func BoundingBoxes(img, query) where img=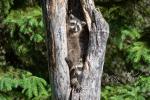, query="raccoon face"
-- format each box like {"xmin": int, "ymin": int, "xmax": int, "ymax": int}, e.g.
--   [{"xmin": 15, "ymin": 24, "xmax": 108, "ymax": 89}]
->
[{"xmin": 68, "ymin": 14, "xmax": 86, "ymax": 34}]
